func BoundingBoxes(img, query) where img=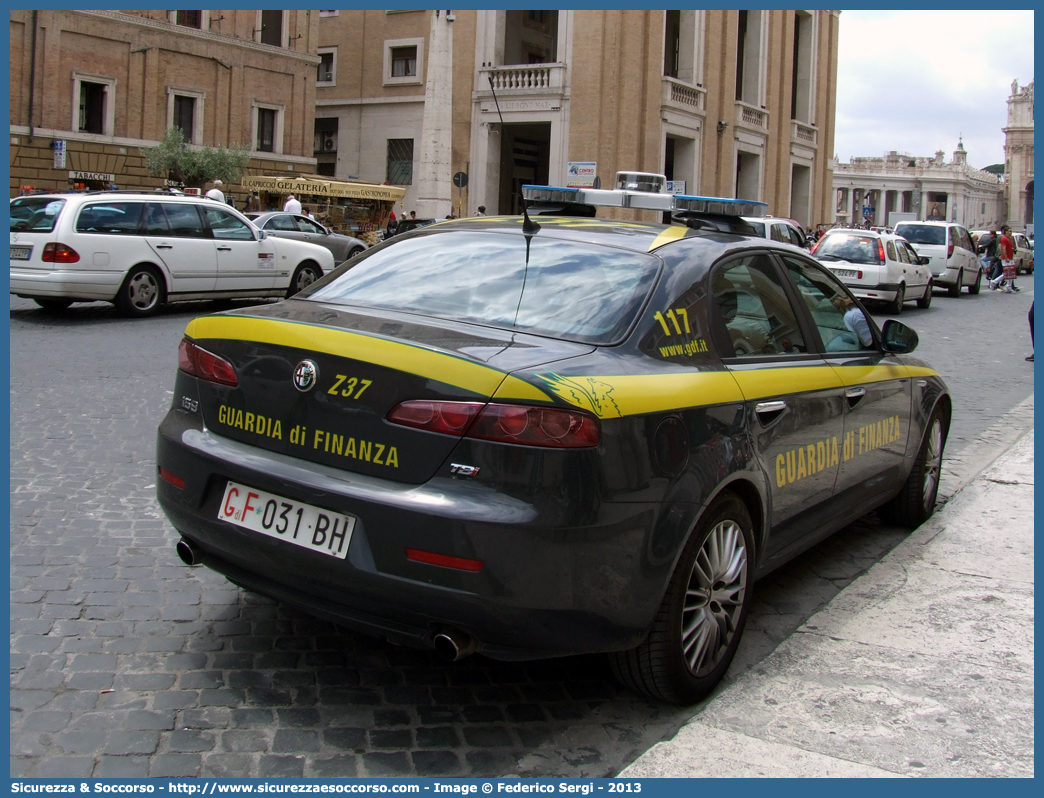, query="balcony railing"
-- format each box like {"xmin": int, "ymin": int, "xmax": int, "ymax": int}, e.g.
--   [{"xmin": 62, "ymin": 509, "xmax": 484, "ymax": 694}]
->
[
  {"xmin": 661, "ymin": 77, "xmax": 706, "ymax": 113},
  {"xmin": 735, "ymin": 102, "xmax": 767, "ymax": 130},
  {"xmin": 792, "ymin": 121, "xmax": 818, "ymax": 146},
  {"xmin": 479, "ymin": 64, "xmax": 566, "ymax": 93}
]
